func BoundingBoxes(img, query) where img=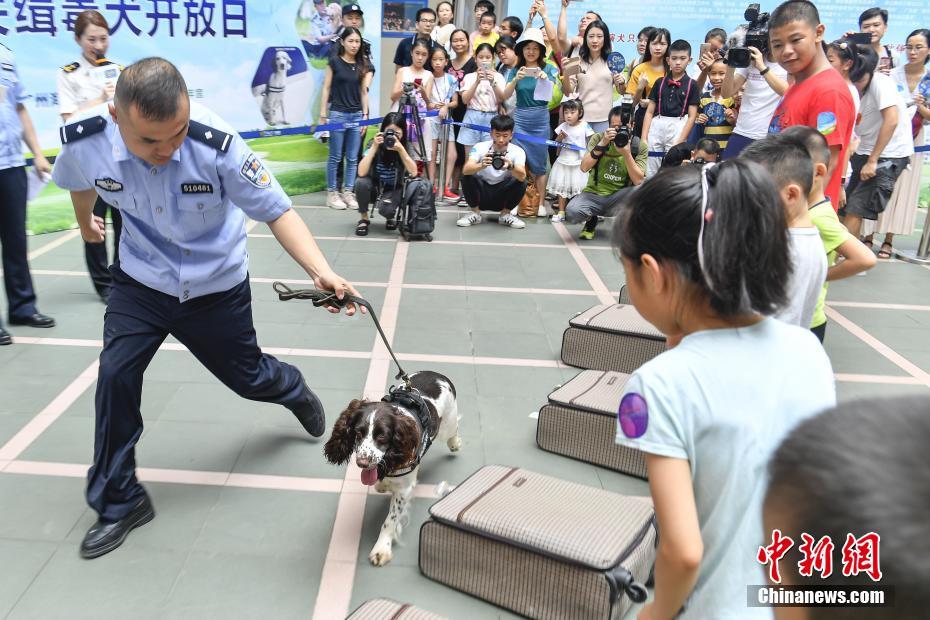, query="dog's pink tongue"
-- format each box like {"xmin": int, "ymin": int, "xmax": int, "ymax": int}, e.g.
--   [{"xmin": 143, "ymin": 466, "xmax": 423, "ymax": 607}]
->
[{"xmin": 360, "ymin": 467, "xmax": 378, "ymax": 486}]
